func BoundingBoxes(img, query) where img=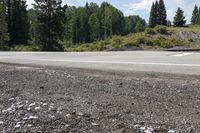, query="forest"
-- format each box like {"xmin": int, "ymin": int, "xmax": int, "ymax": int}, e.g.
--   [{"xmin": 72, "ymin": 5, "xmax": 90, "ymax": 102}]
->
[{"xmin": 0, "ymin": 0, "xmax": 200, "ymax": 51}]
